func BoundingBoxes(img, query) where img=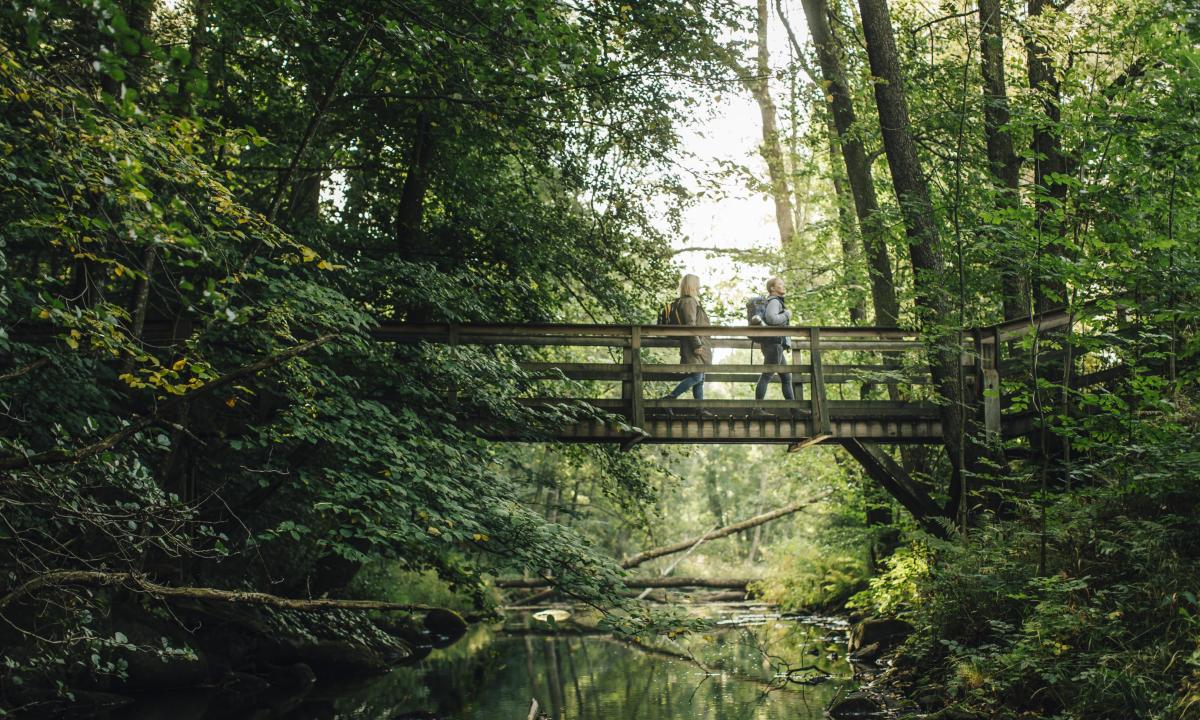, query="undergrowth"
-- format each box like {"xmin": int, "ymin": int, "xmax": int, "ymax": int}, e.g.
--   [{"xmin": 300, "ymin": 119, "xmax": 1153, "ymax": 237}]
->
[{"xmin": 853, "ymin": 403, "xmax": 1200, "ymax": 719}]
